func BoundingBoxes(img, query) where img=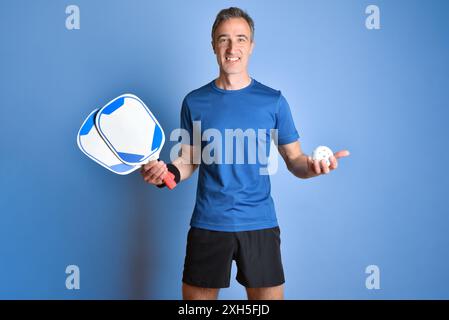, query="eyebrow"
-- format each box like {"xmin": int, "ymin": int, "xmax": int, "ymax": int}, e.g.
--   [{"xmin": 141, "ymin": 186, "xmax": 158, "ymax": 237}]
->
[{"xmin": 217, "ymin": 34, "xmax": 249, "ymax": 40}]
